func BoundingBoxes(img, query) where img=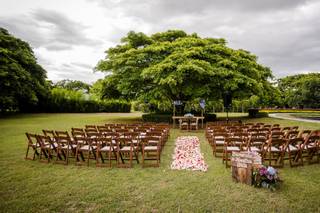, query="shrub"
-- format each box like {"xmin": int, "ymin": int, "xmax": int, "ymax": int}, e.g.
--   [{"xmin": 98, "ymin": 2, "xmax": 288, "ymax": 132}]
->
[
  {"xmin": 142, "ymin": 113, "xmax": 172, "ymax": 123},
  {"xmin": 100, "ymin": 100, "xmax": 131, "ymax": 112},
  {"xmin": 248, "ymin": 108, "xmax": 259, "ymax": 118},
  {"xmin": 42, "ymin": 96, "xmax": 131, "ymax": 113},
  {"xmin": 204, "ymin": 113, "xmax": 217, "ymax": 122}
]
